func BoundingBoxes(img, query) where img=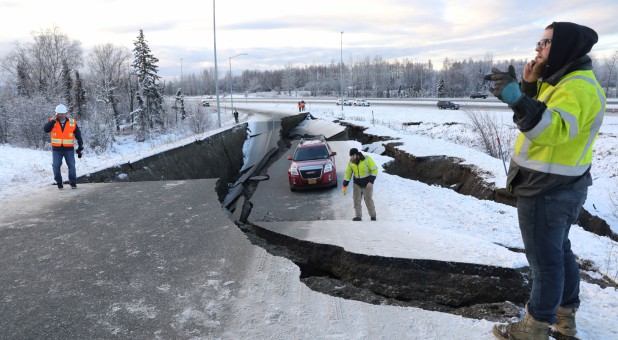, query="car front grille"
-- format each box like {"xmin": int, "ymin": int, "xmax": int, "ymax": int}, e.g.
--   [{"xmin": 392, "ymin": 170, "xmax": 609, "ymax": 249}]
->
[{"xmin": 300, "ymin": 166, "xmax": 323, "ymax": 179}]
